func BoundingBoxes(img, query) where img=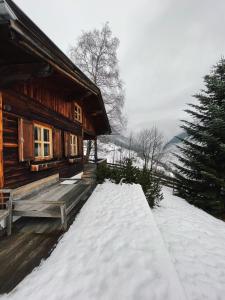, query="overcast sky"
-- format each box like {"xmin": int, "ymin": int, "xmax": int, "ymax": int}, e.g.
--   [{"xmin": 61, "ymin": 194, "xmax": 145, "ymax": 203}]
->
[{"xmin": 14, "ymin": 0, "xmax": 225, "ymax": 140}]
